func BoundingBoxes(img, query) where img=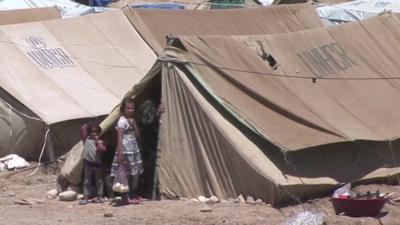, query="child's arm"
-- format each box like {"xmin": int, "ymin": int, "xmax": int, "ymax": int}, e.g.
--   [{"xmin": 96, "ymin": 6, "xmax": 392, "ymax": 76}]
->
[{"xmin": 95, "ymin": 136, "xmax": 106, "ymax": 153}]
